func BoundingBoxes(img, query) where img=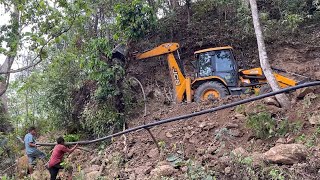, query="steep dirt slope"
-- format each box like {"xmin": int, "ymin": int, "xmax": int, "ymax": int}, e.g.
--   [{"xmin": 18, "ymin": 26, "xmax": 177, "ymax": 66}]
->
[{"xmin": 40, "ymin": 87, "xmax": 319, "ymax": 180}]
